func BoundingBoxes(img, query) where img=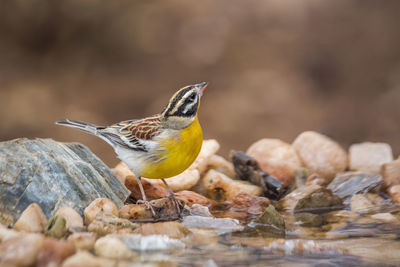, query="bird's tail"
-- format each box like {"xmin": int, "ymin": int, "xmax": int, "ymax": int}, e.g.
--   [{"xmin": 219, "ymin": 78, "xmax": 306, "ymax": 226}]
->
[{"xmin": 55, "ymin": 119, "xmax": 104, "ymax": 136}]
